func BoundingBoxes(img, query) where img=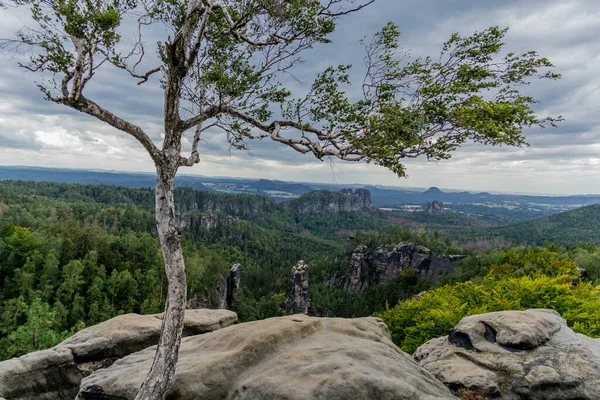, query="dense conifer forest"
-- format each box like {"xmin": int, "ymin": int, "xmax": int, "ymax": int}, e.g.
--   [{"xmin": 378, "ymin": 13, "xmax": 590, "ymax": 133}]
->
[{"xmin": 2, "ymin": 180, "xmax": 600, "ymax": 360}]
